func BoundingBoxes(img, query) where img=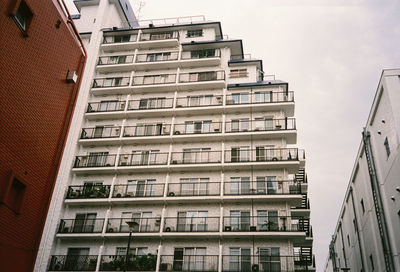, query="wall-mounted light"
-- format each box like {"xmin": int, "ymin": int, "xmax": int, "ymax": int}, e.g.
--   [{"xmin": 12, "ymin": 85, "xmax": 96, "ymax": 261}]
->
[
  {"xmin": 66, "ymin": 70, "xmax": 78, "ymax": 83},
  {"xmin": 390, "ymin": 196, "xmax": 395, "ymax": 201},
  {"xmin": 377, "ymin": 131, "xmax": 381, "ymax": 135},
  {"xmin": 395, "ymin": 187, "xmax": 400, "ymax": 192}
]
